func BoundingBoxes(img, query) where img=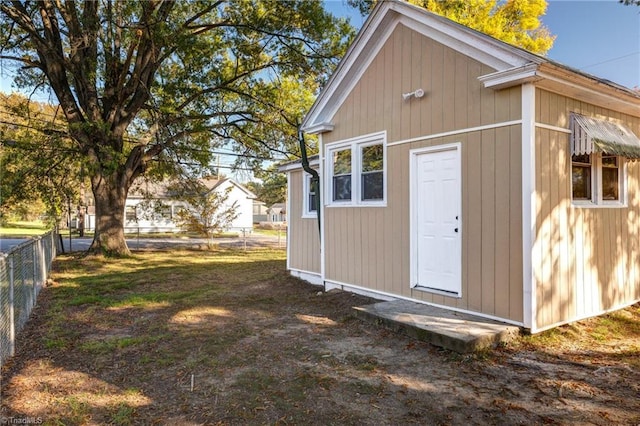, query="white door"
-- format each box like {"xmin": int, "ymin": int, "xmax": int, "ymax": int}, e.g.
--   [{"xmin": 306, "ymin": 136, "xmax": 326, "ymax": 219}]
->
[{"xmin": 411, "ymin": 145, "xmax": 461, "ymax": 296}]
